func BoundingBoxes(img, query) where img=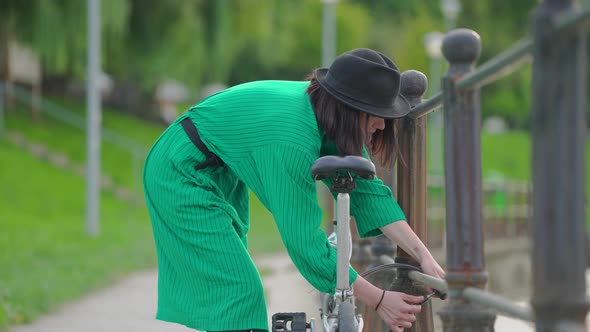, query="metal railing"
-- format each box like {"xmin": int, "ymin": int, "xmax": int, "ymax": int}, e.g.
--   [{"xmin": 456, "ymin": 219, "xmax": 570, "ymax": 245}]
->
[
  {"xmin": 0, "ymin": 81, "xmax": 148, "ymax": 200},
  {"xmin": 358, "ymin": 1, "xmax": 590, "ymax": 331}
]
